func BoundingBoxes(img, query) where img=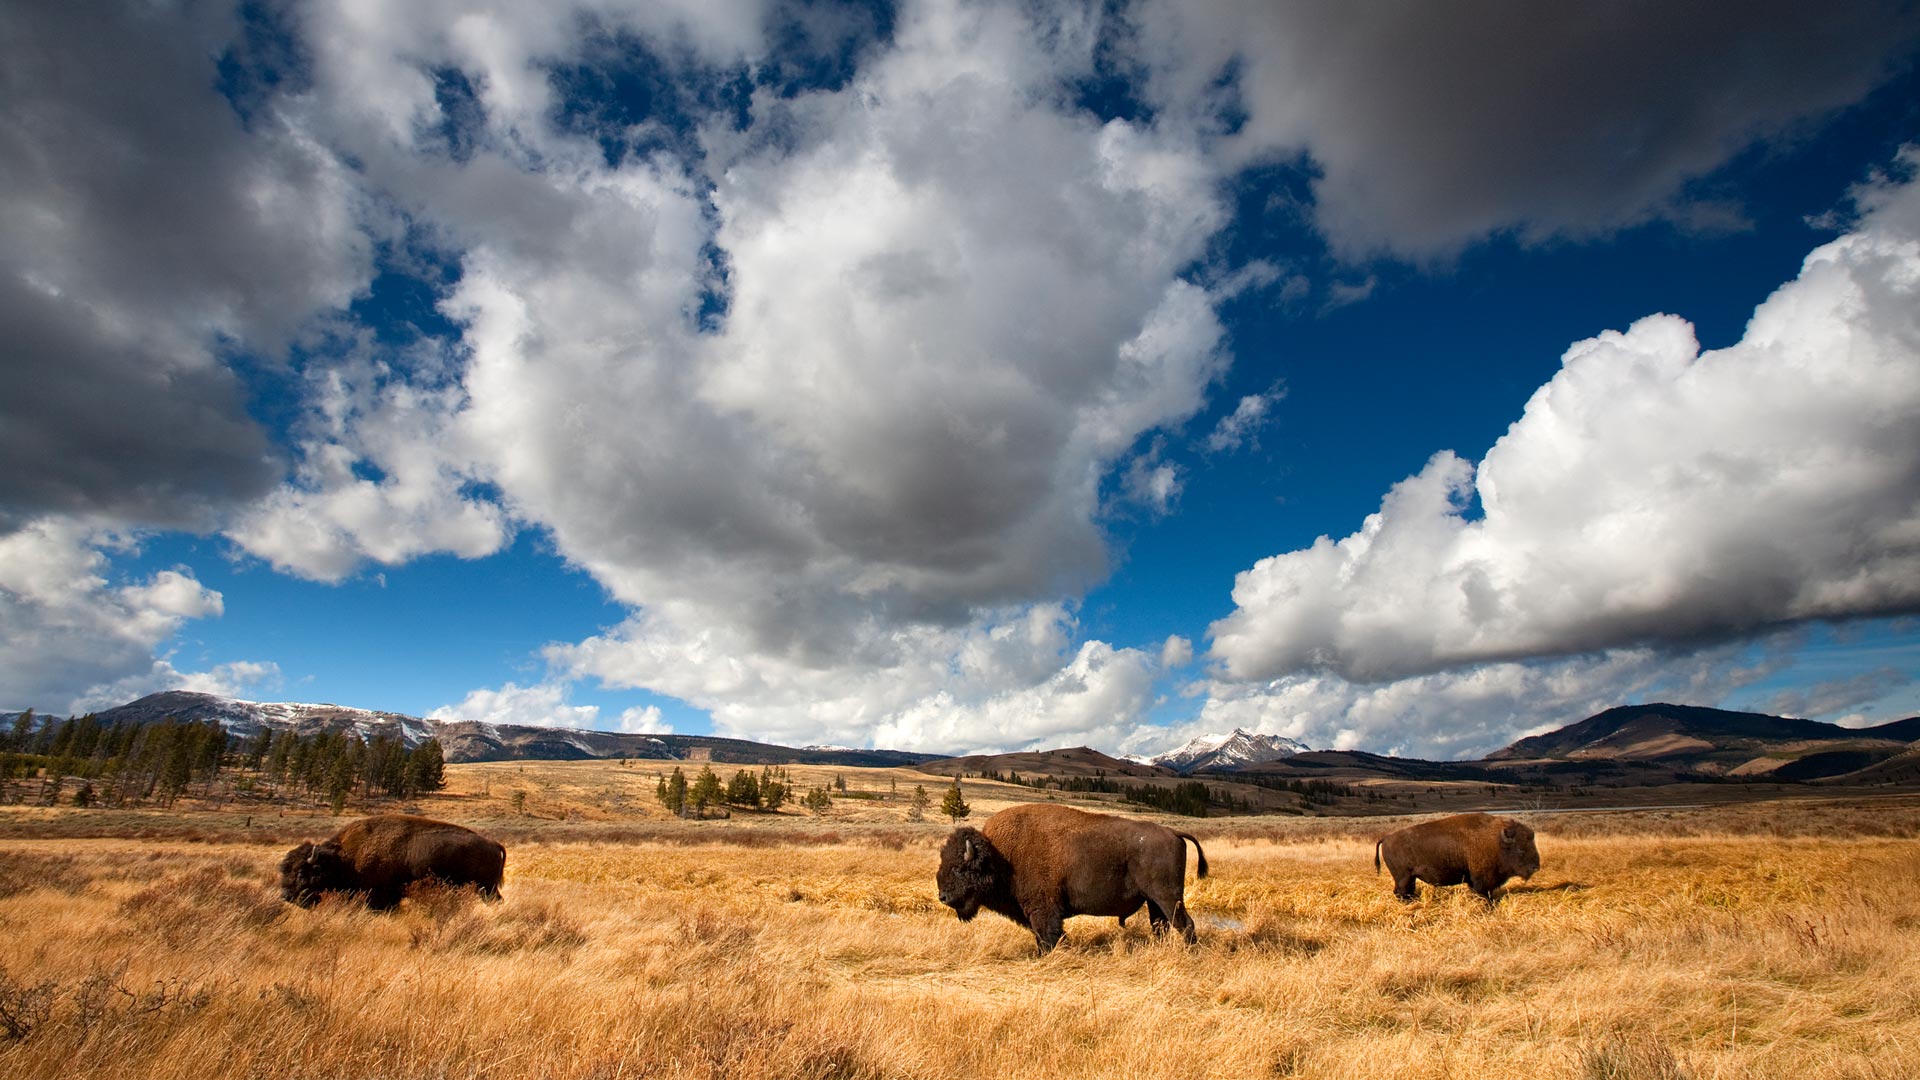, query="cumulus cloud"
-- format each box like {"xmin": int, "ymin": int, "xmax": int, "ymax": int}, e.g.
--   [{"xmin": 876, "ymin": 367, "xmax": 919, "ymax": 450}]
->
[
  {"xmin": 225, "ymin": 342, "xmax": 509, "ymax": 580},
  {"xmin": 0, "ymin": 1, "xmax": 371, "ymax": 532},
  {"xmin": 0, "ymin": 519, "xmax": 236, "ymax": 713},
  {"xmin": 1181, "ymin": 642, "xmax": 1790, "ymax": 761},
  {"xmin": 1127, "ymin": 0, "xmax": 1920, "ymax": 257},
  {"xmin": 72, "ymin": 660, "xmax": 286, "ymax": 716},
  {"xmin": 553, "ymin": 603, "xmax": 1158, "ymax": 753},
  {"xmin": 18, "ymin": 1, "xmax": 1914, "ymax": 753},
  {"xmin": 429, "ymin": 681, "xmax": 602, "ymax": 729},
  {"xmin": 615, "ymin": 705, "xmax": 669, "ymax": 734},
  {"xmin": 359, "ymin": 0, "xmax": 1232, "ymax": 730},
  {"xmin": 1210, "ymin": 153, "xmax": 1920, "ymax": 685},
  {"xmin": 1160, "ymin": 635, "xmax": 1194, "ymax": 669}
]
